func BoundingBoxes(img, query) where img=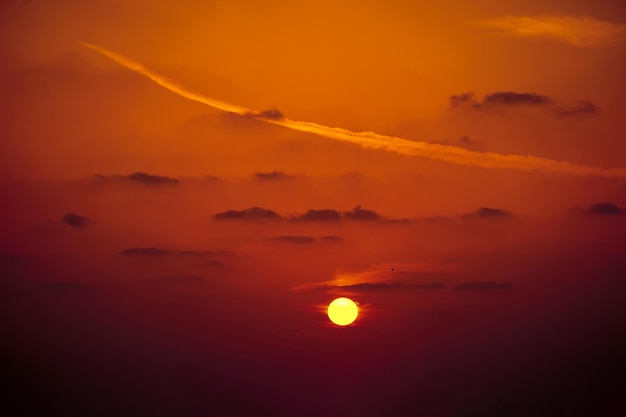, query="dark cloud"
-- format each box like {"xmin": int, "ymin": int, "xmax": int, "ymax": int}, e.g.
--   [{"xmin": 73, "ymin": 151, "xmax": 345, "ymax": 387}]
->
[
  {"xmin": 60, "ymin": 213, "xmax": 90, "ymax": 228},
  {"xmin": 94, "ymin": 172, "xmax": 180, "ymax": 186},
  {"xmin": 588, "ymin": 202, "xmax": 623, "ymax": 216},
  {"xmin": 319, "ymin": 235, "xmax": 343, "ymax": 242},
  {"xmin": 161, "ymin": 274, "xmax": 206, "ymax": 283},
  {"xmin": 454, "ymin": 281, "xmax": 514, "ymax": 291},
  {"xmin": 199, "ymin": 260, "xmax": 225, "ymax": 268},
  {"xmin": 271, "ymin": 235, "xmax": 316, "ymax": 244},
  {"xmin": 254, "ymin": 107, "xmax": 285, "ymax": 120},
  {"xmin": 270, "ymin": 235, "xmax": 344, "ymax": 244},
  {"xmin": 449, "ymin": 90, "xmax": 559, "ymax": 110},
  {"xmin": 557, "ymin": 100, "xmax": 598, "ymax": 116},
  {"xmin": 483, "ymin": 91, "xmax": 551, "ymax": 106},
  {"xmin": 449, "ymin": 92, "xmax": 478, "ymax": 107},
  {"xmin": 462, "ymin": 207, "xmax": 513, "ymax": 219},
  {"xmin": 214, "ymin": 207, "xmax": 283, "ymax": 220},
  {"xmin": 240, "ymin": 107, "xmax": 285, "ymax": 120},
  {"xmin": 120, "ymin": 247, "xmax": 170, "ymax": 257},
  {"xmin": 291, "ymin": 209, "xmax": 342, "ymax": 222},
  {"xmin": 254, "ymin": 170, "xmax": 292, "ymax": 180},
  {"xmin": 175, "ymin": 250, "xmax": 215, "ymax": 257},
  {"xmin": 450, "ymin": 91, "xmax": 599, "ymax": 119},
  {"xmin": 214, "ymin": 206, "xmax": 398, "ymax": 222},
  {"xmin": 343, "ymin": 205, "xmax": 382, "ymax": 221}
]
